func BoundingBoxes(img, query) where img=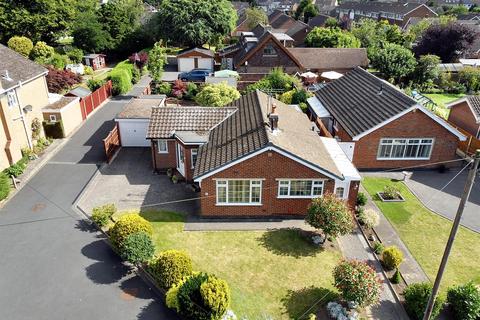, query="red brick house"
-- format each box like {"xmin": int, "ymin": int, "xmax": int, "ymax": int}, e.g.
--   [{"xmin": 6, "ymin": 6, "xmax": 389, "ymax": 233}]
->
[
  {"xmin": 447, "ymin": 96, "xmax": 480, "ymax": 138},
  {"xmin": 147, "ymin": 90, "xmax": 361, "ymax": 217},
  {"xmin": 309, "ymin": 67, "xmax": 466, "ymax": 170}
]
